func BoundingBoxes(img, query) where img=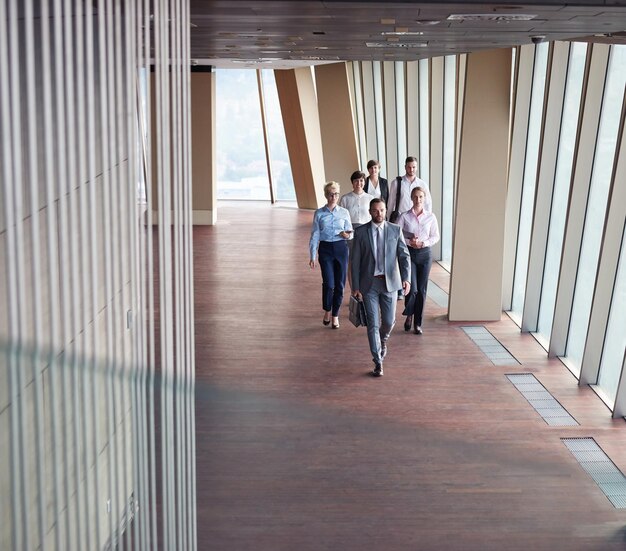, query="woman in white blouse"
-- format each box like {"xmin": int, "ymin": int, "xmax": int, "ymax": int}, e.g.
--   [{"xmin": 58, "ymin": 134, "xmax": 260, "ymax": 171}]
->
[{"xmin": 397, "ymin": 187, "xmax": 440, "ymax": 334}]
